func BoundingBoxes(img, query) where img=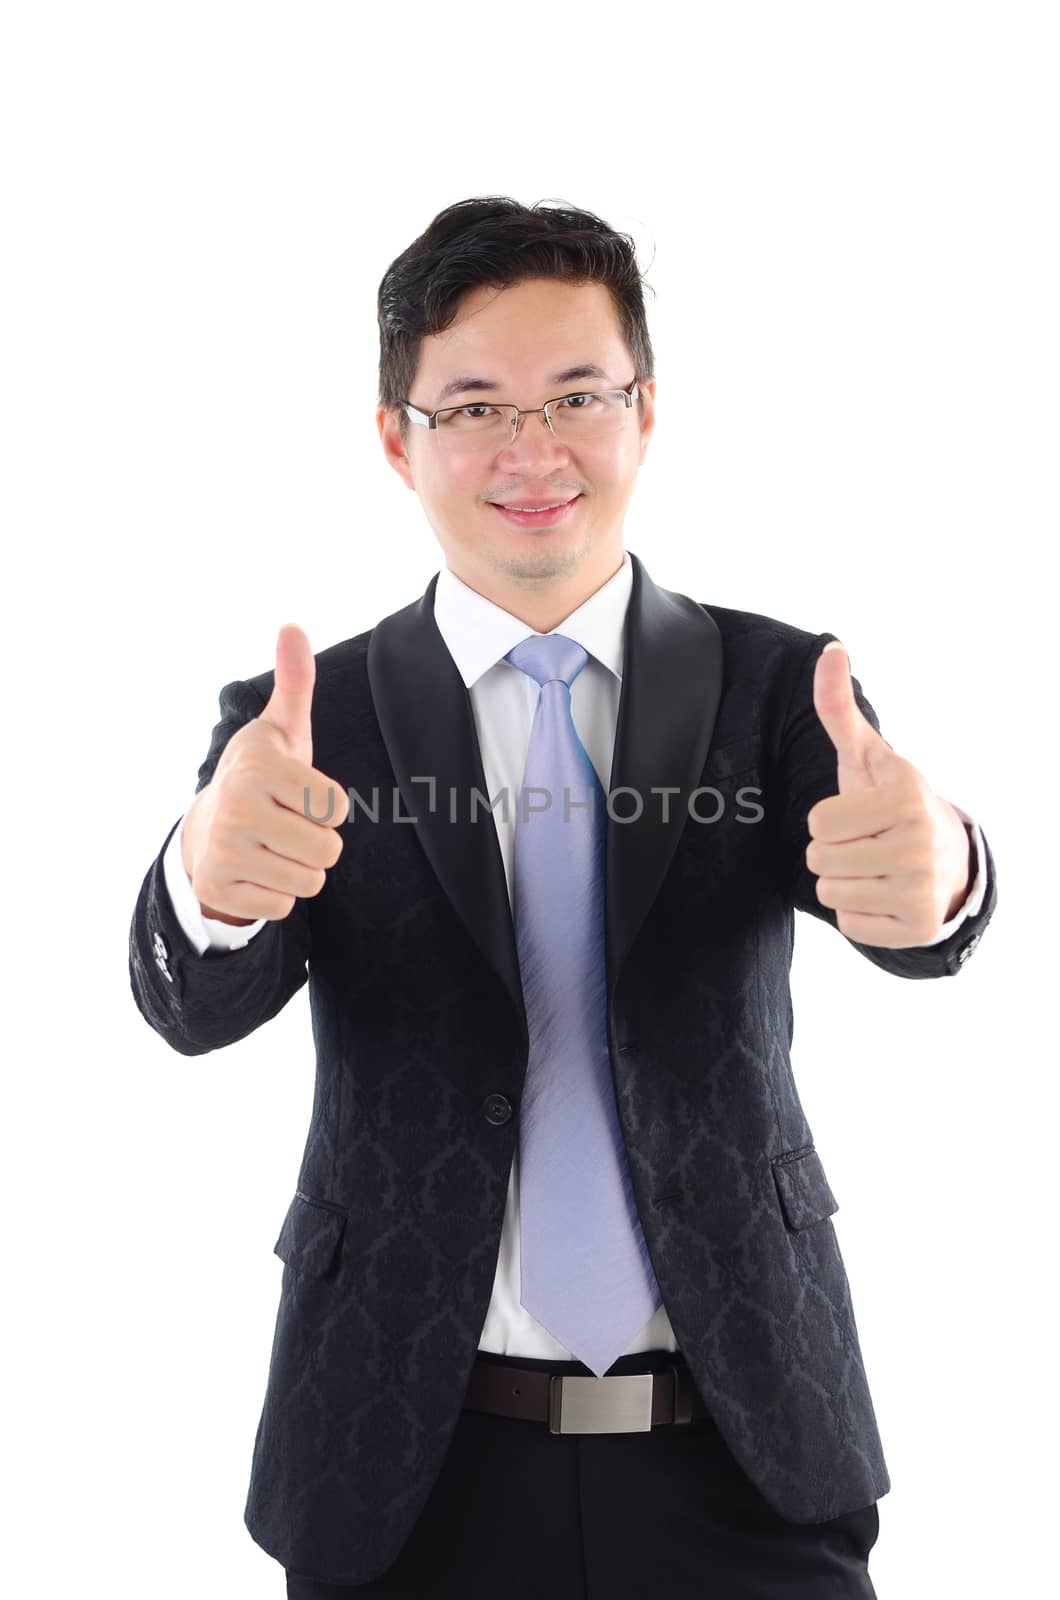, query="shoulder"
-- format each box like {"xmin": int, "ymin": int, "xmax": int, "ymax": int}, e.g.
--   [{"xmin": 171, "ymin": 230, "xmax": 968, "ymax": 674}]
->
[
  {"xmin": 244, "ymin": 627, "xmax": 375, "ymax": 707},
  {"xmin": 676, "ymin": 598, "xmax": 837, "ymax": 747},
  {"xmin": 695, "ymin": 597, "xmax": 833, "ymax": 686},
  {"xmin": 695, "ymin": 598, "xmax": 822, "ymax": 656}
]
